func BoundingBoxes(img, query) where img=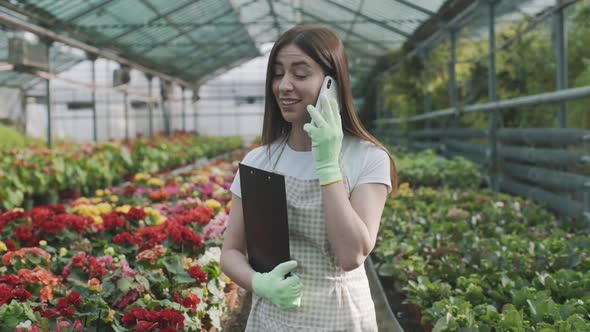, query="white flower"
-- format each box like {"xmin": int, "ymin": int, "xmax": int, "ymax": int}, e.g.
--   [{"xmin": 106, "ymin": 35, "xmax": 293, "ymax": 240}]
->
[
  {"xmin": 494, "ymin": 201, "xmax": 504, "ymax": 208},
  {"xmin": 16, "ymin": 320, "xmax": 32, "ymax": 329},
  {"xmin": 198, "ymin": 247, "xmax": 221, "ymax": 266},
  {"xmin": 207, "ymin": 280, "xmax": 224, "ymax": 299},
  {"xmin": 513, "ymin": 201, "xmax": 521, "ymax": 212},
  {"xmin": 207, "ymin": 307, "xmax": 222, "ymax": 330}
]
